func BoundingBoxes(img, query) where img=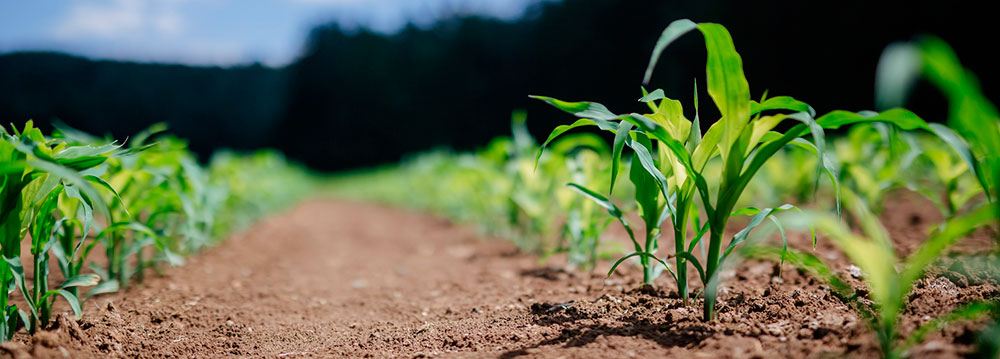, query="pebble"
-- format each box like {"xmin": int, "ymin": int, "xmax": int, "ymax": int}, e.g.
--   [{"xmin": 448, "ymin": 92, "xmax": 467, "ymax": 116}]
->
[{"xmin": 846, "ymin": 265, "xmax": 863, "ymax": 278}]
